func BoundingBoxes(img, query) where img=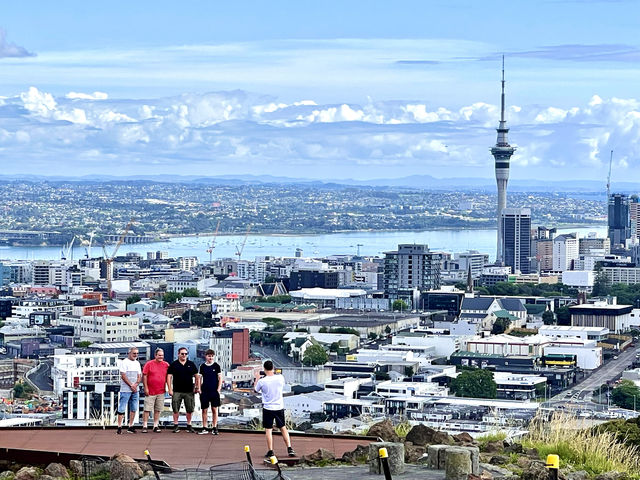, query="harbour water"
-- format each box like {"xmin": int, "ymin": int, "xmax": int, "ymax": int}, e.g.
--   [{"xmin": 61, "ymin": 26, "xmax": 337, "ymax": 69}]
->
[{"xmin": 0, "ymin": 226, "xmax": 607, "ymax": 262}]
